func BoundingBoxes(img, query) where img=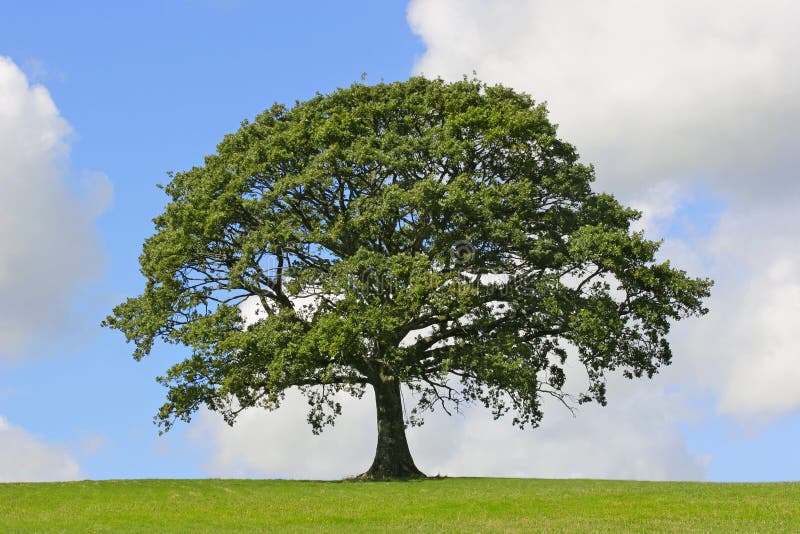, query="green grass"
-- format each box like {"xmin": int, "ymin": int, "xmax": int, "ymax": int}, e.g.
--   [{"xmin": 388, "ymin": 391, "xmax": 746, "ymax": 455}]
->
[{"xmin": 2, "ymin": 478, "xmax": 799, "ymax": 533}]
